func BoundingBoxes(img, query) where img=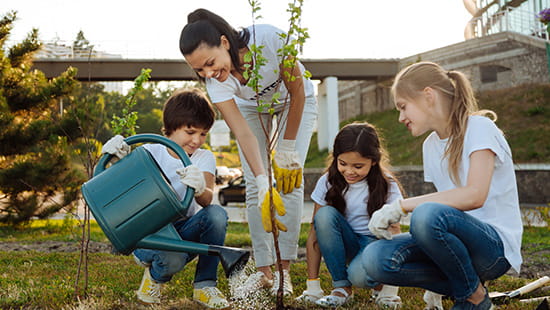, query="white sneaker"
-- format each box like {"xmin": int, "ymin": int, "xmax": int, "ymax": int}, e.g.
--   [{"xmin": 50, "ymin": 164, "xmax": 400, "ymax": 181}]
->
[
  {"xmin": 271, "ymin": 270, "xmax": 293, "ymax": 296},
  {"xmin": 375, "ymin": 294, "xmax": 402, "ymax": 309},
  {"xmin": 423, "ymin": 290, "xmax": 444, "ymax": 310},
  {"xmin": 193, "ymin": 286, "xmax": 230, "ymax": 309},
  {"xmin": 375, "ymin": 285, "xmax": 402, "ymax": 309},
  {"xmin": 315, "ymin": 288, "xmax": 353, "ymax": 308},
  {"xmin": 136, "ymin": 267, "xmax": 162, "ymax": 304},
  {"xmin": 234, "ymin": 271, "xmax": 273, "ymax": 298},
  {"xmin": 295, "ymin": 289, "xmax": 325, "ymax": 303}
]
